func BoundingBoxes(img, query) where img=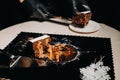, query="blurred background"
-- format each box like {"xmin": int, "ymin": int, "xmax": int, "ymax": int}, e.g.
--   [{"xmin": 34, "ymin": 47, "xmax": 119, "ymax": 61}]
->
[{"xmin": 0, "ymin": 0, "xmax": 120, "ymax": 31}]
